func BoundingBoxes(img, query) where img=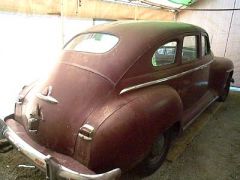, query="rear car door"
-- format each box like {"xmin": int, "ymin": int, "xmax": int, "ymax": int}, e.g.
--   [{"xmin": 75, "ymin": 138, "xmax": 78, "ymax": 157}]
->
[{"xmin": 179, "ymin": 34, "xmax": 211, "ymax": 124}]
